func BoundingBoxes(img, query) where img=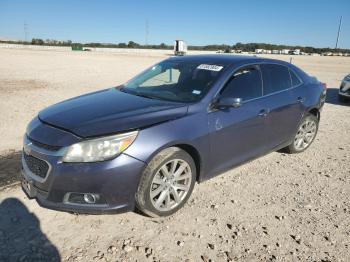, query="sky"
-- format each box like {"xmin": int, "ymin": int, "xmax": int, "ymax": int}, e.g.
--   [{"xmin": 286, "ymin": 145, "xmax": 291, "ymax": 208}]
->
[{"xmin": 0, "ymin": 0, "xmax": 349, "ymax": 48}]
